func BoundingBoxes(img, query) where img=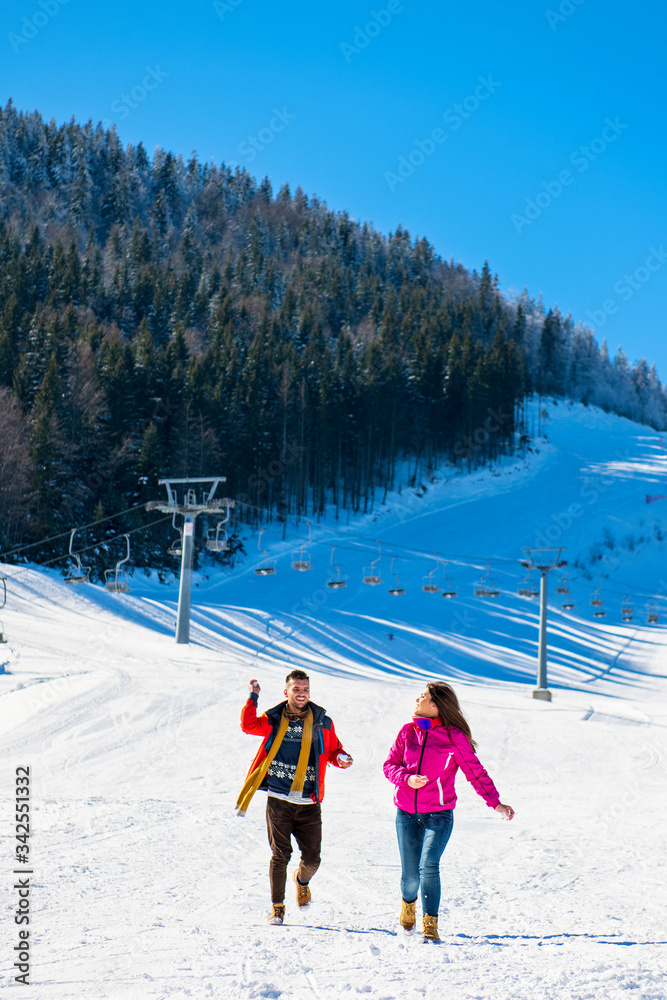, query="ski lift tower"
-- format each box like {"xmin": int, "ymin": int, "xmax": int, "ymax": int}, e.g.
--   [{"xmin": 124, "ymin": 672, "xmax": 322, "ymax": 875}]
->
[
  {"xmin": 522, "ymin": 547, "xmax": 567, "ymax": 701},
  {"xmin": 146, "ymin": 478, "xmax": 232, "ymax": 644}
]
